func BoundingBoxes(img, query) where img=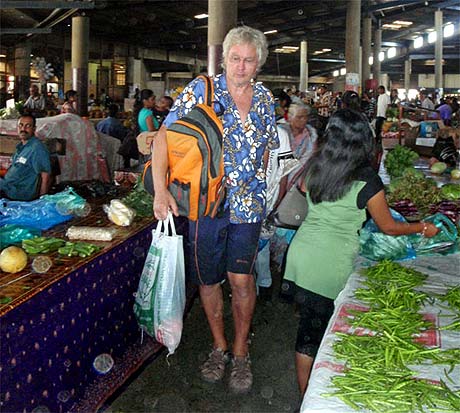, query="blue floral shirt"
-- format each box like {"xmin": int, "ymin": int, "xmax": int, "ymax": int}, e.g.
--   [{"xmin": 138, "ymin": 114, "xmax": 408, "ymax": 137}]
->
[{"xmin": 164, "ymin": 74, "xmax": 279, "ymax": 223}]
